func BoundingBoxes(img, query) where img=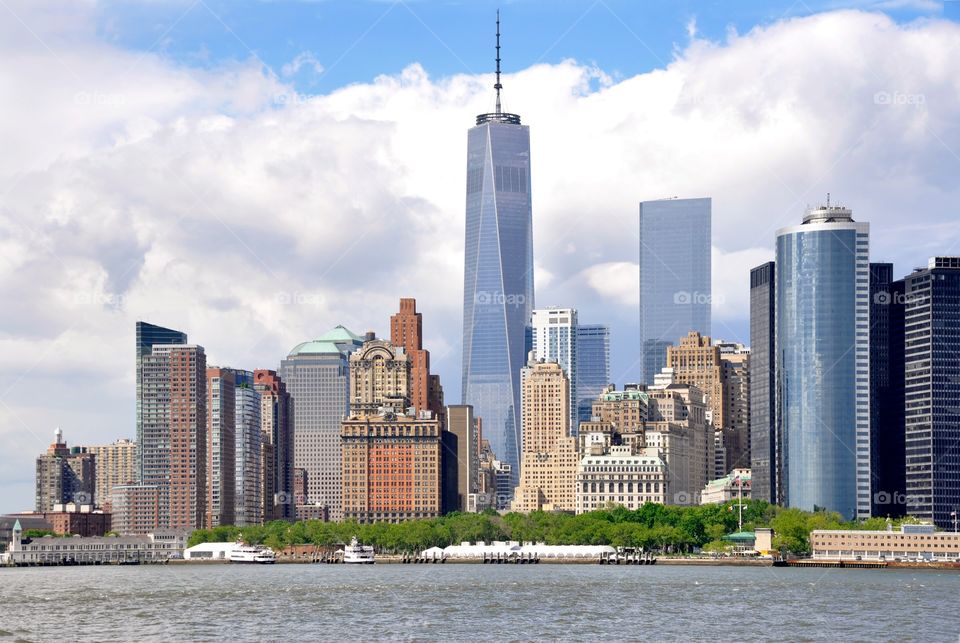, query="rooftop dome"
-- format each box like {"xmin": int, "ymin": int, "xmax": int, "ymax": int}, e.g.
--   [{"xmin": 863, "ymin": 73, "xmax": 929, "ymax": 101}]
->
[
  {"xmin": 318, "ymin": 325, "xmax": 362, "ymax": 343},
  {"xmin": 287, "ymin": 325, "xmax": 362, "ymax": 357}
]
